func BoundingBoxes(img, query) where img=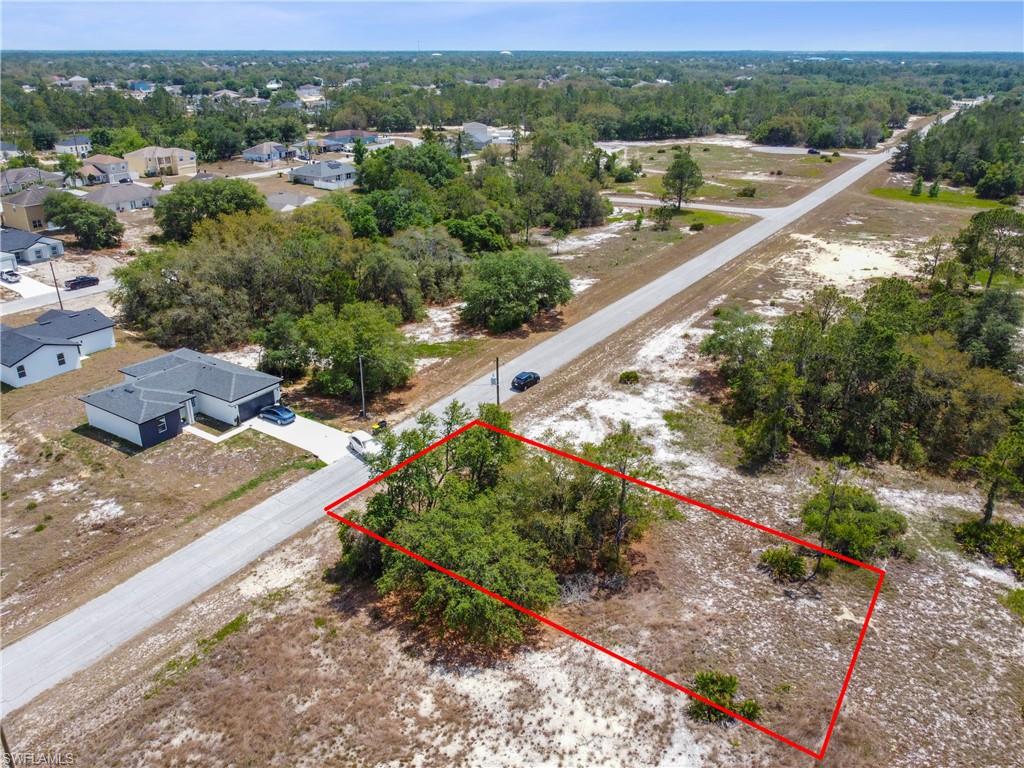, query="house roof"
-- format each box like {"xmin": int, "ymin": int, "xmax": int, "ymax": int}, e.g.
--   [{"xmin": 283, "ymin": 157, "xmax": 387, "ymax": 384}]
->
[
  {"xmin": 190, "ymin": 171, "xmax": 218, "ymax": 182},
  {"xmin": 1, "ymin": 167, "xmax": 63, "ymax": 186},
  {"xmin": 0, "ymin": 325, "xmax": 80, "ymax": 367},
  {"xmin": 79, "ymin": 164, "xmax": 103, "ymax": 179},
  {"xmin": 80, "ymin": 383, "xmax": 191, "ymax": 424},
  {"xmin": 325, "ymin": 129, "xmax": 376, "ymax": 140},
  {"xmin": 244, "ymin": 141, "xmax": 285, "ymax": 155},
  {"xmin": 85, "ymin": 154, "xmax": 124, "ymax": 165},
  {"xmin": 3, "ymin": 186, "xmax": 63, "ymax": 207},
  {"xmin": 121, "ymin": 349, "xmax": 280, "ymax": 402},
  {"xmin": 124, "ymin": 146, "xmax": 194, "ymax": 160},
  {"xmin": 56, "ymin": 135, "xmax": 91, "ymax": 146},
  {"xmin": 289, "ymin": 161, "xmax": 355, "ymax": 180},
  {"xmin": 35, "ymin": 308, "xmax": 114, "ymax": 337},
  {"xmin": 84, "ymin": 183, "xmax": 161, "ymax": 205},
  {"xmin": 0, "ymin": 142, "xmax": 19, "ymax": 152},
  {"xmin": 0, "ymin": 227, "xmax": 59, "ymax": 253},
  {"xmin": 266, "ymin": 191, "xmax": 316, "ymax": 212}
]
